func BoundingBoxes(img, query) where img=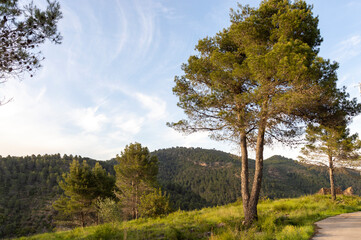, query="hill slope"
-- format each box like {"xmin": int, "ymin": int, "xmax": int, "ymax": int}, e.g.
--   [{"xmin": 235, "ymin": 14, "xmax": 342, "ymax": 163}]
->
[
  {"xmin": 1, "ymin": 147, "xmax": 361, "ymax": 238},
  {"xmin": 0, "ymin": 154, "xmax": 114, "ymax": 238},
  {"xmin": 16, "ymin": 195, "xmax": 361, "ymax": 240},
  {"xmin": 154, "ymin": 147, "xmax": 361, "ymax": 209}
]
